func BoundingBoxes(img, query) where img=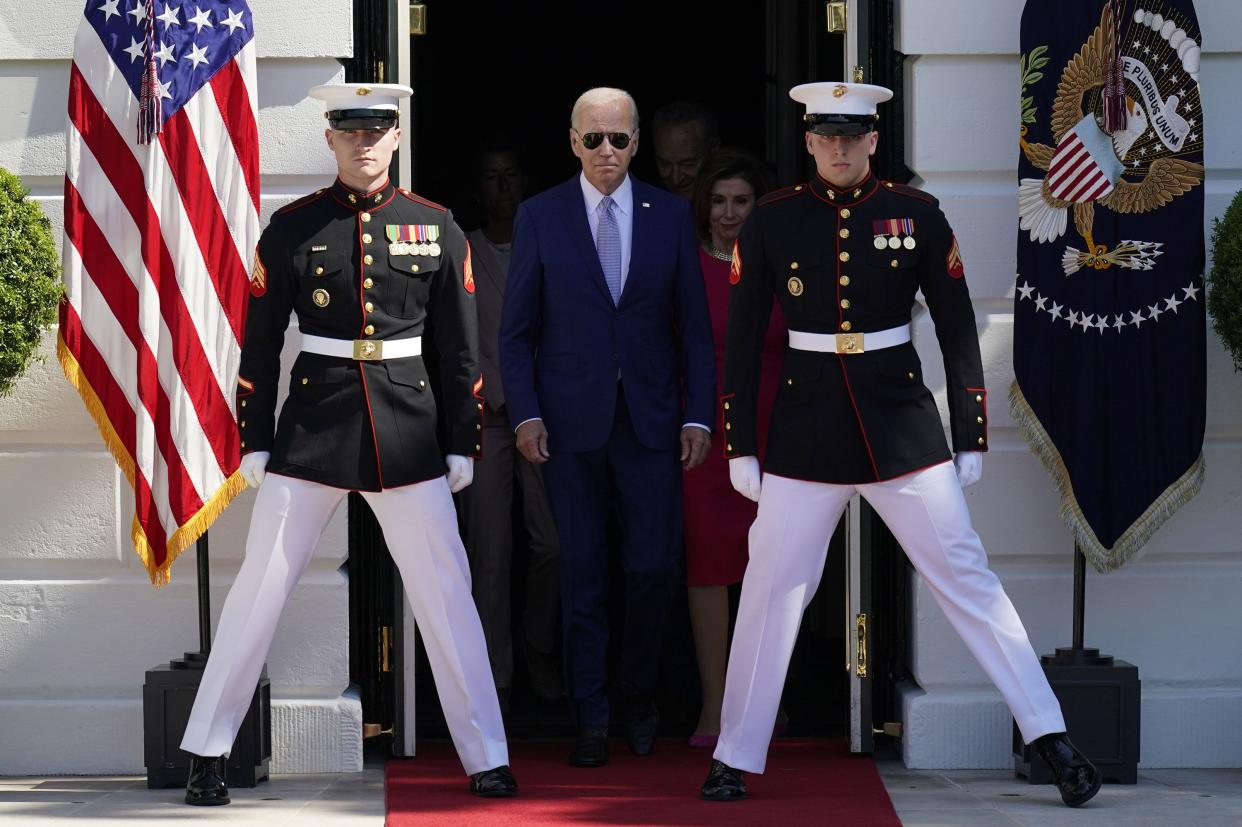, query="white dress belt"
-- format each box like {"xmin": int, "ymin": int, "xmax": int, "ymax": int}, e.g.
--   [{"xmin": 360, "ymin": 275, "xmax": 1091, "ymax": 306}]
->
[
  {"xmin": 300, "ymin": 333, "xmax": 422, "ymax": 361},
  {"xmin": 787, "ymin": 324, "xmax": 910, "ymax": 355}
]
